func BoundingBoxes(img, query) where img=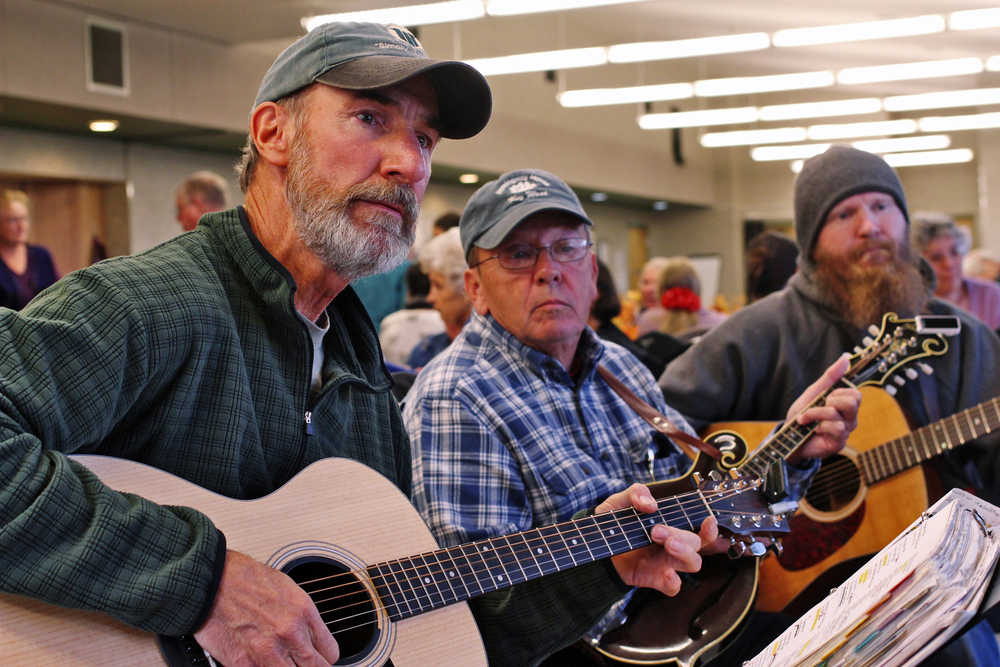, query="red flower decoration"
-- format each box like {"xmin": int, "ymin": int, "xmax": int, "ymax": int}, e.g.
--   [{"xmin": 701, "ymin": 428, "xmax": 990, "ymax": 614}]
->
[{"xmin": 661, "ymin": 287, "xmax": 700, "ymax": 312}]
